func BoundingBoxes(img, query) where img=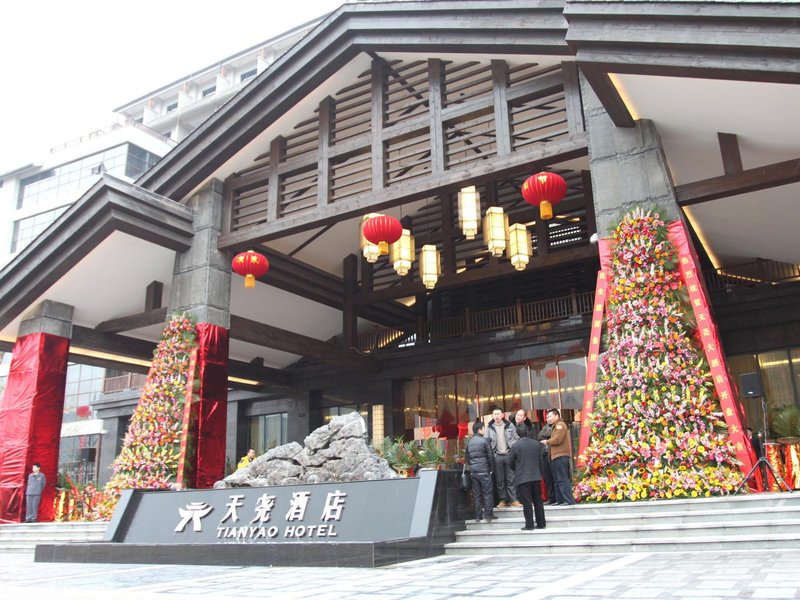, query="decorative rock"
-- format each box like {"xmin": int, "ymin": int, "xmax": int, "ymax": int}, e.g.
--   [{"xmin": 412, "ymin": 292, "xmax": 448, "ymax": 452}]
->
[{"xmin": 216, "ymin": 413, "xmax": 397, "ymax": 488}]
